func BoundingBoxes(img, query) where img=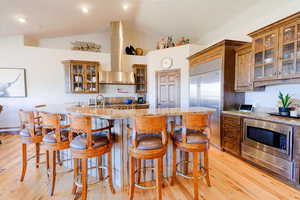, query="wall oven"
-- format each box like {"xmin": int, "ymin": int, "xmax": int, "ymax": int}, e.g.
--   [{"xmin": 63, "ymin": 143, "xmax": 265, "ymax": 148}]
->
[{"xmin": 242, "ymin": 118, "xmax": 294, "ymax": 180}]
